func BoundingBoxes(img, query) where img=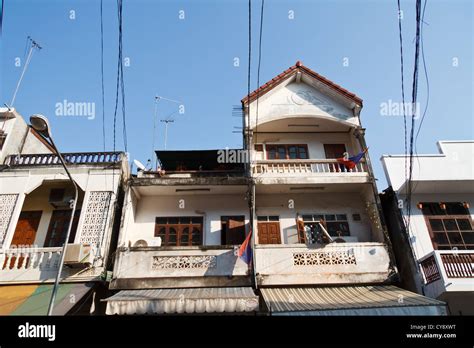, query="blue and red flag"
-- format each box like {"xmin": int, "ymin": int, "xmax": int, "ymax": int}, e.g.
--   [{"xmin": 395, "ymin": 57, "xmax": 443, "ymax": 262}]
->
[
  {"xmin": 238, "ymin": 230, "xmax": 253, "ymax": 265},
  {"xmin": 337, "ymin": 148, "xmax": 368, "ymax": 170}
]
